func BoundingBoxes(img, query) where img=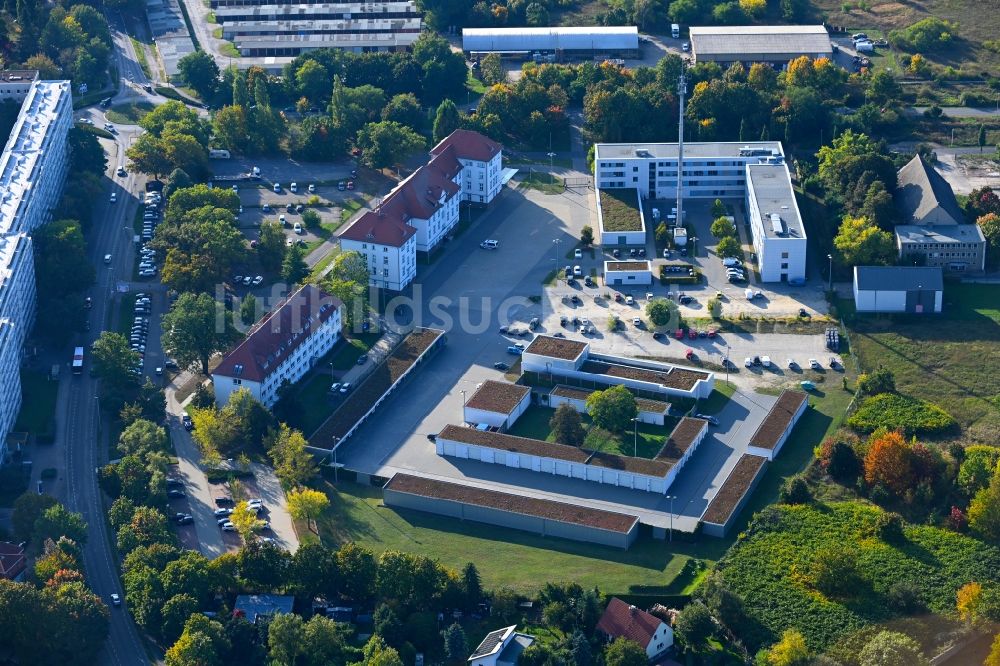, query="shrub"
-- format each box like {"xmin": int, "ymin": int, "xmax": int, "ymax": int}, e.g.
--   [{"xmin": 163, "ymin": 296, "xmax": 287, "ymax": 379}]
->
[
  {"xmin": 887, "ymin": 580, "xmax": 924, "ymax": 613},
  {"xmin": 818, "ymin": 437, "xmax": 861, "ymax": 482},
  {"xmin": 806, "ymin": 545, "xmax": 862, "ymax": 599},
  {"xmin": 848, "ymin": 393, "xmax": 956, "ymax": 435},
  {"xmin": 958, "ymin": 446, "xmax": 1000, "ymax": 495},
  {"xmin": 874, "ymin": 511, "xmax": 905, "ymax": 543},
  {"xmin": 779, "ymin": 476, "xmax": 811, "ymax": 505},
  {"xmin": 859, "ymin": 630, "xmax": 928, "ymax": 666},
  {"xmin": 856, "ymin": 367, "xmax": 895, "ymax": 397},
  {"xmin": 889, "ymin": 17, "xmax": 955, "ymax": 52}
]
